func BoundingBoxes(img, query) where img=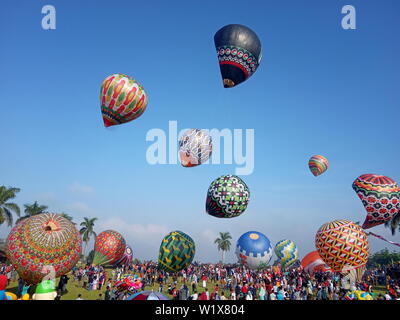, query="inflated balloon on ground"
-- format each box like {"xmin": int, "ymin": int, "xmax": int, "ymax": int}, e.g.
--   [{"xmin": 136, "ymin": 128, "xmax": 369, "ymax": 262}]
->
[
  {"xmin": 235, "ymin": 231, "xmax": 273, "ymax": 269},
  {"xmin": 352, "ymin": 174, "xmax": 400, "ymax": 229},
  {"xmin": 179, "ymin": 129, "xmax": 212, "ymax": 167},
  {"xmin": 206, "ymin": 175, "xmax": 250, "ymax": 218},
  {"xmin": 274, "ymin": 239, "xmax": 299, "ymax": 267},
  {"xmin": 93, "ymin": 230, "xmax": 126, "ymax": 266},
  {"xmin": 100, "ymin": 73, "xmax": 148, "ymax": 127},
  {"xmin": 5, "ymin": 213, "xmax": 82, "ymax": 284},
  {"xmin": 158, "ymin": 231, "xmax": 195, "ymax": 273},
  {"xmin": 113, "ymin": 245, "xmax": 133, "ymax": 267},
  {"xmin": 214, "ymin": 24, "xmax": 262, "ymax": 88},
  {"xmin": 315, "ymin": 219, "xmax": 369, "ymax": 281},
  {"xmin": 300, "ymin": 251, "xmax": 330, "ymax": 273},
  {"xmin": 308, "ymin": 155, "xmax": 329, "ymax": 177}
]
